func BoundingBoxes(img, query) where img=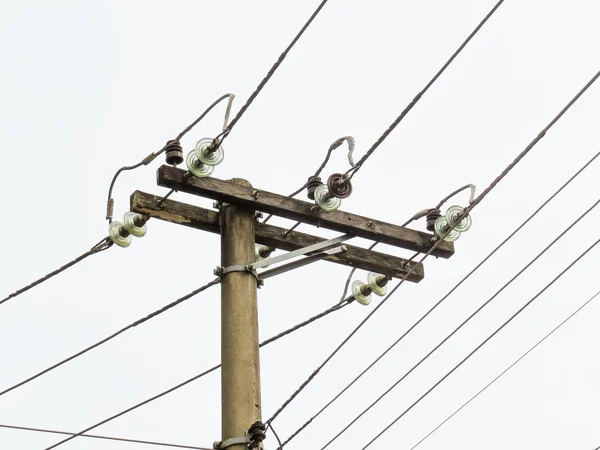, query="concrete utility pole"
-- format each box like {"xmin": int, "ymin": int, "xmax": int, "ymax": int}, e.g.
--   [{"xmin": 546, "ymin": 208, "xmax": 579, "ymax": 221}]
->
[
  {"xmin": 220, "ymin": 180, "xmax": 262, "ymax": 450},
  {"xmin": 129, "ymin": 165, "xmax": 456, "ymax": 448}
]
